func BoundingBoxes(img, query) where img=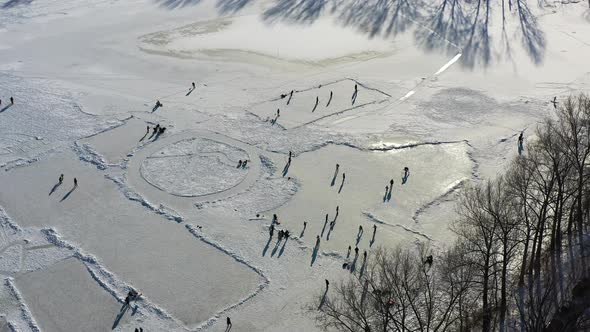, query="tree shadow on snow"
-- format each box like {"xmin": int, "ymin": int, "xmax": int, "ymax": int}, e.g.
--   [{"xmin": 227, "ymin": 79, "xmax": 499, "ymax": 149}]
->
[
  {"xmin": 216, "ymin": 0, "xmax": 253, "ymax": 14},
  {"xmin": 2, "ymin": 0, "xmax": 33, "ymax": 9},
  {"xmin": 154, "ymin": 0, "xmax": 202, "ymax": 9}
]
